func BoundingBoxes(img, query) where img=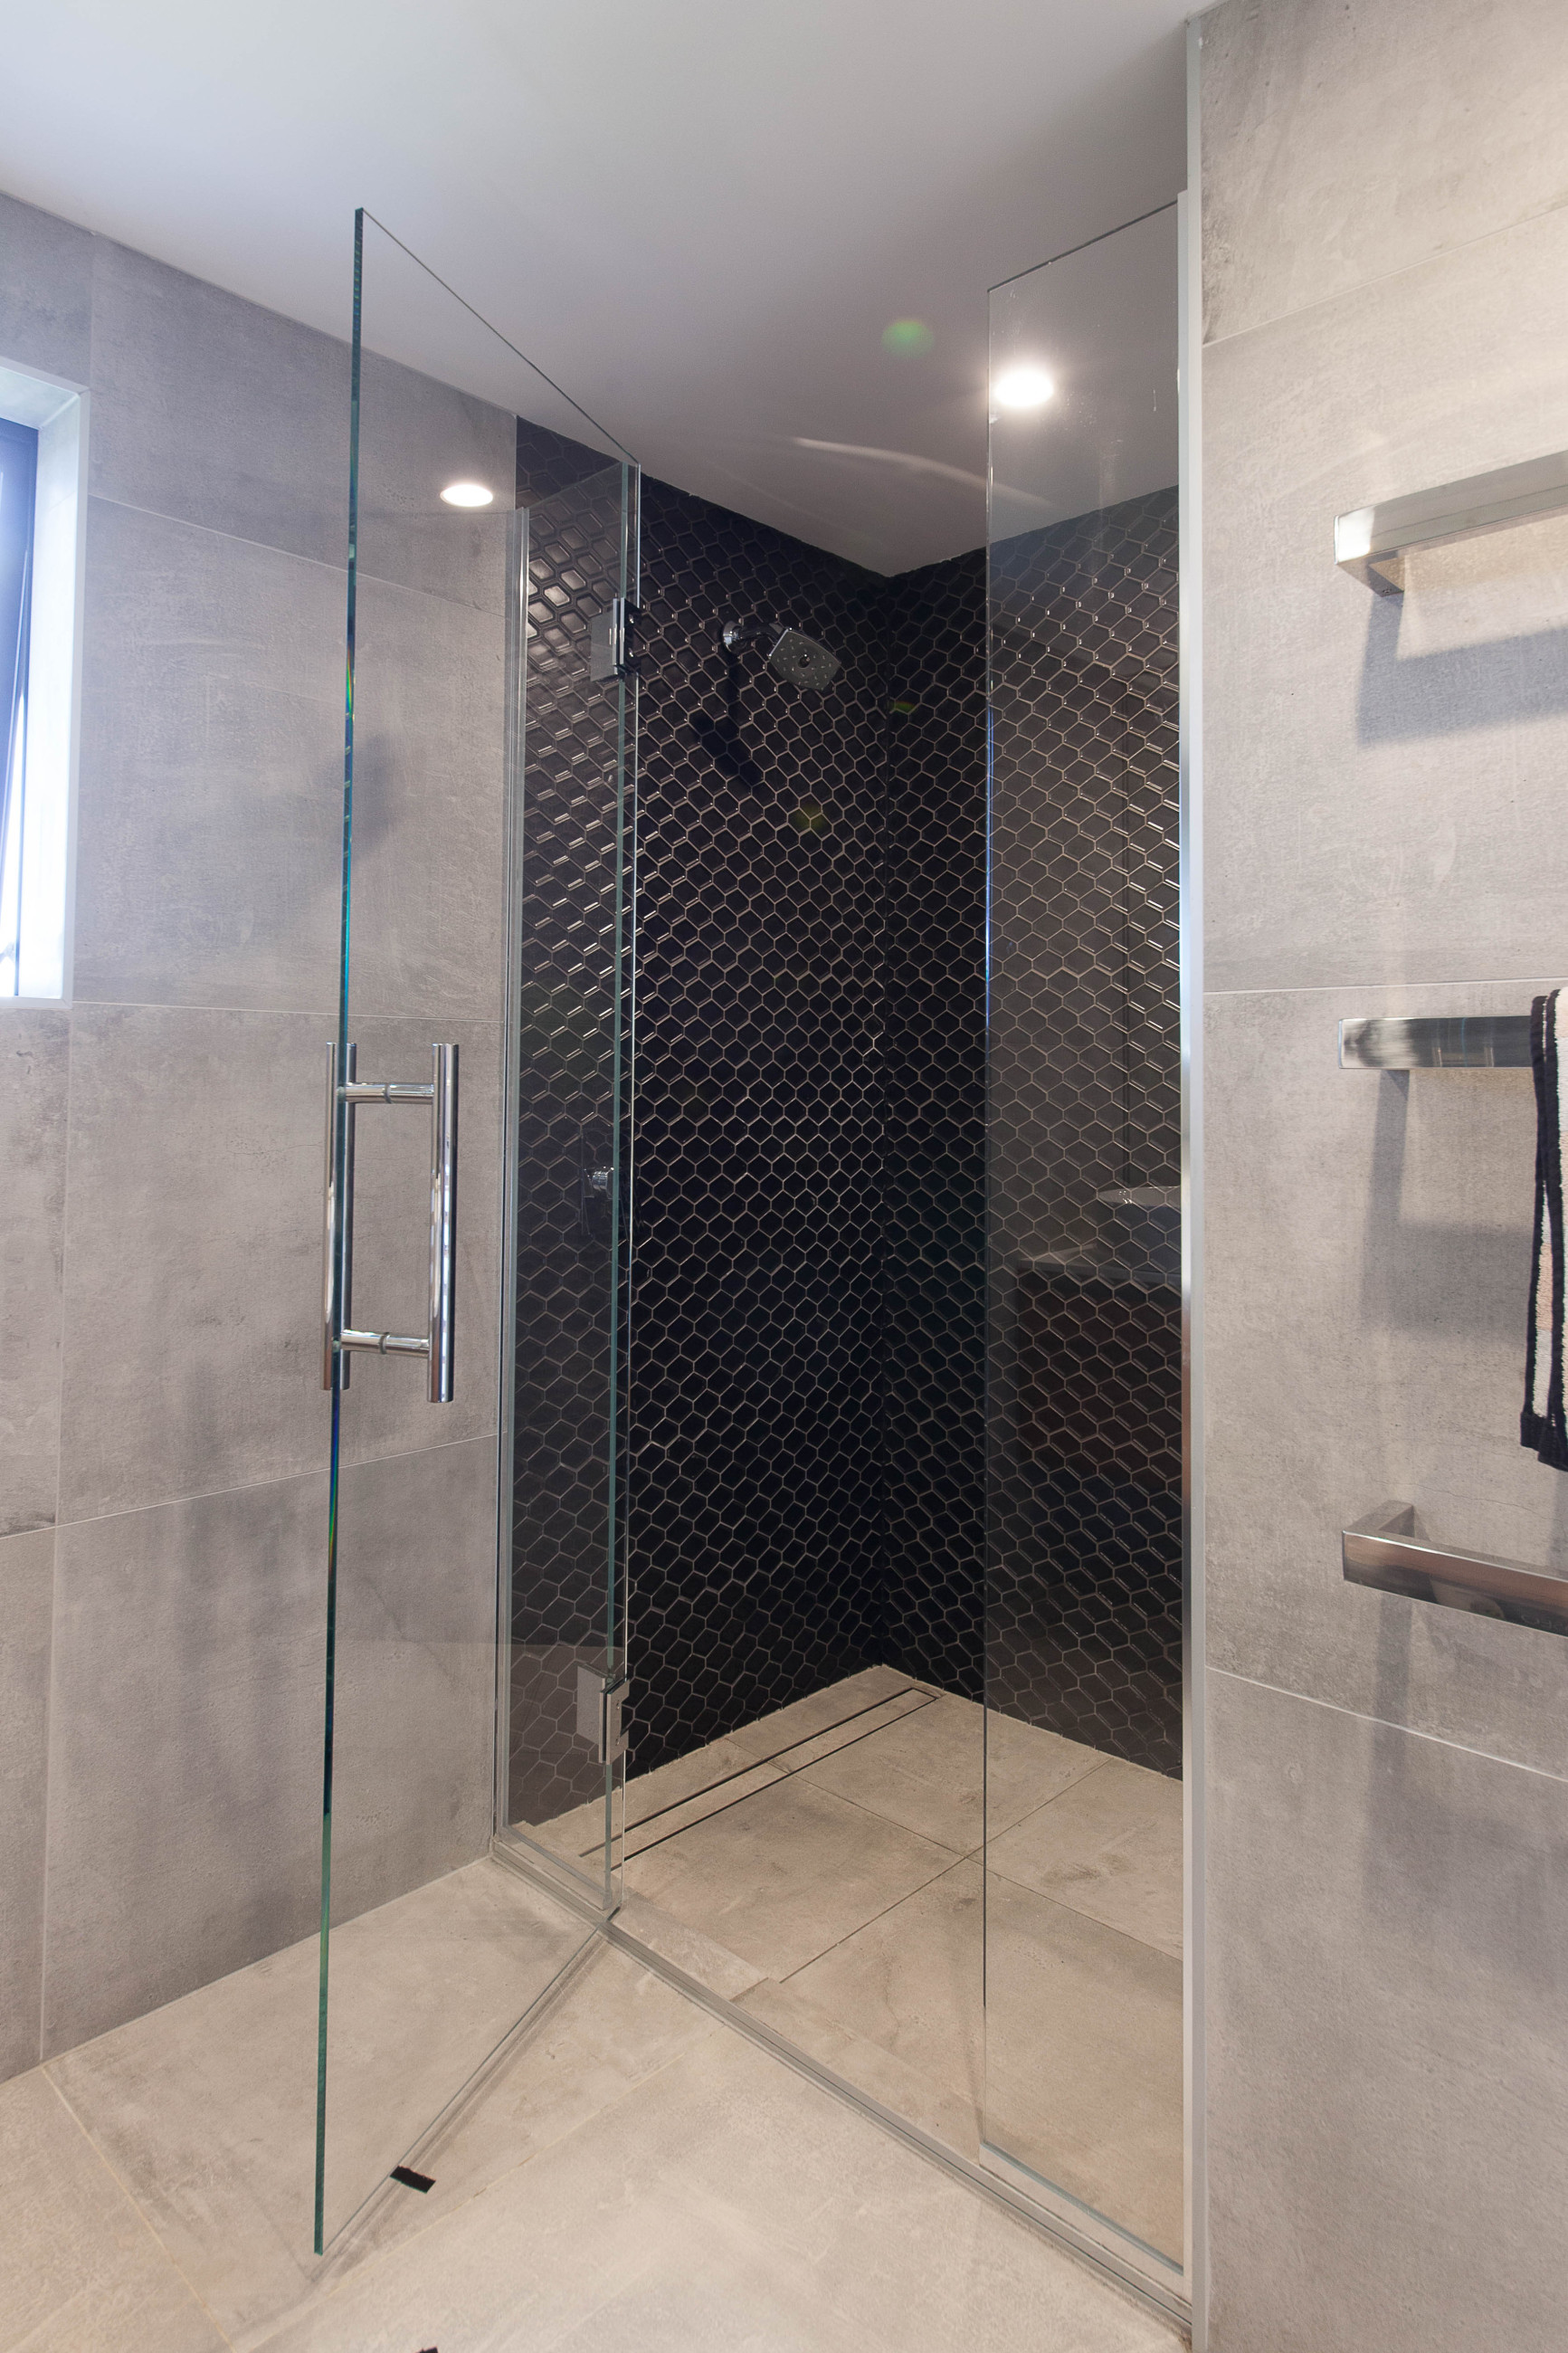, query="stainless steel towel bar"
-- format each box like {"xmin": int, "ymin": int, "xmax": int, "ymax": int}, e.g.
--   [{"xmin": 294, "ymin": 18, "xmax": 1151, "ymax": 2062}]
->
[
  {"xmin": 1342, "ymin": 1502, "xmax": 1568, "ymax": 1636},
  {"xmin": 1338, "ymin": 1015, "xmax": 1532, "ymax": 1070},
  {"xmin": 1335, "ymin": 449, "xmax": 1568, "ymax": 595},
  {"xmin": 320, "ymin": 1041, "xmax": 458, "ymax": 1403}
]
